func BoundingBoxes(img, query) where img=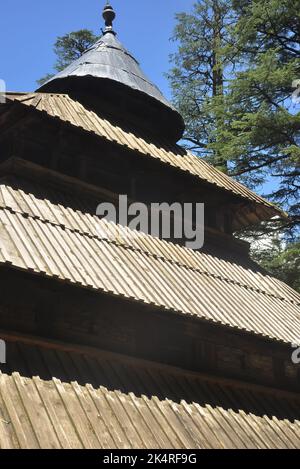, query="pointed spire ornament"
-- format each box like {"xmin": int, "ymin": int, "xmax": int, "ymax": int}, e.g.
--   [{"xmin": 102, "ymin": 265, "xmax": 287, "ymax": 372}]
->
[{"xmin": 102, "ymin": 2, "xmax": 116, "ymax": 35}]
